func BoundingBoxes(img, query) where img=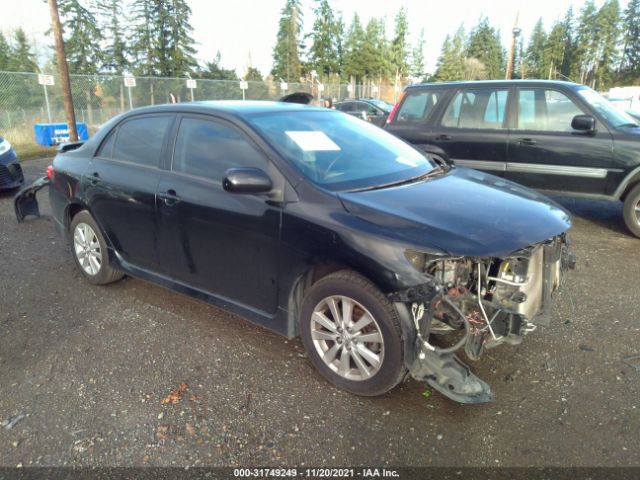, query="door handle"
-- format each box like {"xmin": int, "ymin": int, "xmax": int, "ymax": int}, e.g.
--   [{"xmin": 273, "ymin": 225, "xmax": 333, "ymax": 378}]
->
[
  {"xmin": 435, "ymin": 134, "xmax": 452, "ymax": 141},
  {"xmin": 159, "ymin": 189, "xmax": 181, "ymax": 206},
  {"xmin": 88, "ymin": 172, "xmax": 100, "ymax": 185},
  {"xmin": 517, "ymin": 138, "xmax": 537, "ymax": 145}
]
